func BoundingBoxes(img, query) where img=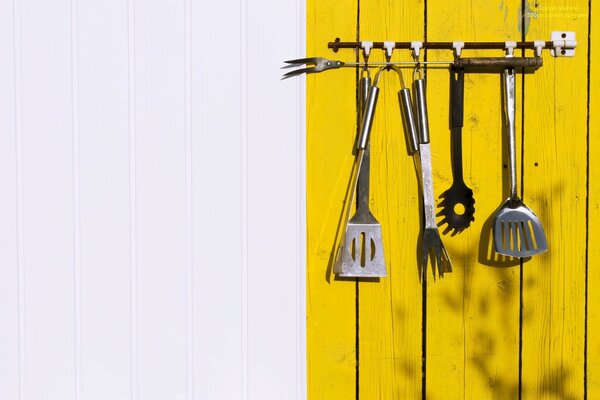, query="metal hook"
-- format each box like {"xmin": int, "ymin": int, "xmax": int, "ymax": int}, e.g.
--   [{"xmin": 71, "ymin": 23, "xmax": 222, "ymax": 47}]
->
[
  {"xmin": 361, "ymin": 41, "xmax": 373, "ymax": 64},
  {"xmin": 413, "ymin": 68, "xmax": 423, "ymax": 81},
  {"xmin": 372, "ymin": 67, "xmax": 386, "ymax": 86},
  {"xmin": 360, "ymin": 42, "xmax": 372, "ymax": 76},
  {"xmin": 411, "ymin": 48, "xmax": 422, "ymax": 80},
  {"xmin": 413, "ymin": 53, "xmax": 423, "ymax": 81},
  {"xmin": 383, "ymin": 41, "xmax": 395, "ymax": 62},
  {"xmin": 389, "ymin": 65, "xmax": 407, "ymax": 89}
]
